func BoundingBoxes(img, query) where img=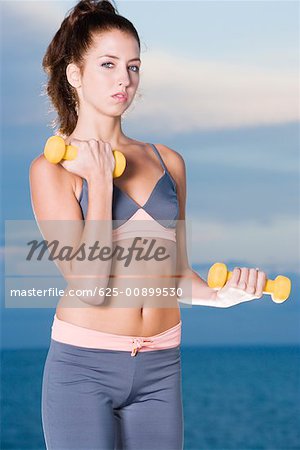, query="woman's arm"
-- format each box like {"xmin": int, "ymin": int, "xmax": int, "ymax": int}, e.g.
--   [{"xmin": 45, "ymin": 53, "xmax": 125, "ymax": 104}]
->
[
  {"xmin": 157, "ymin": 144, "xmax": 266, "ymax": 308},
  {"xmin": 29, "ymin": 139, "xmax": 114, "ymax": 306}
]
